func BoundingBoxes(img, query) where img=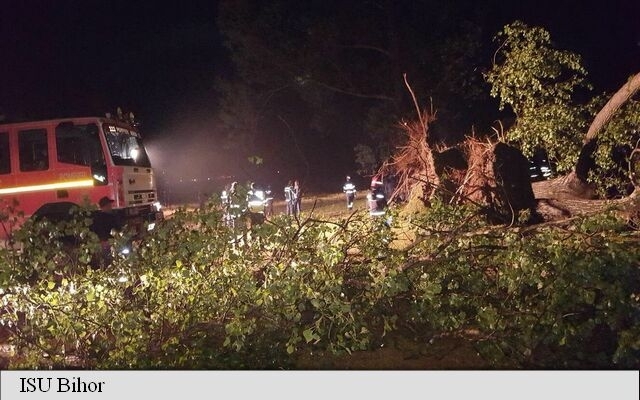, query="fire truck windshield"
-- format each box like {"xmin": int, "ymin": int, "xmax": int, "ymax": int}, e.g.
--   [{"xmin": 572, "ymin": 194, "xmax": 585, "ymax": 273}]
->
[{"xmin": 103, "ymin": 124, "xmax": 151, "ymax": 167}]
